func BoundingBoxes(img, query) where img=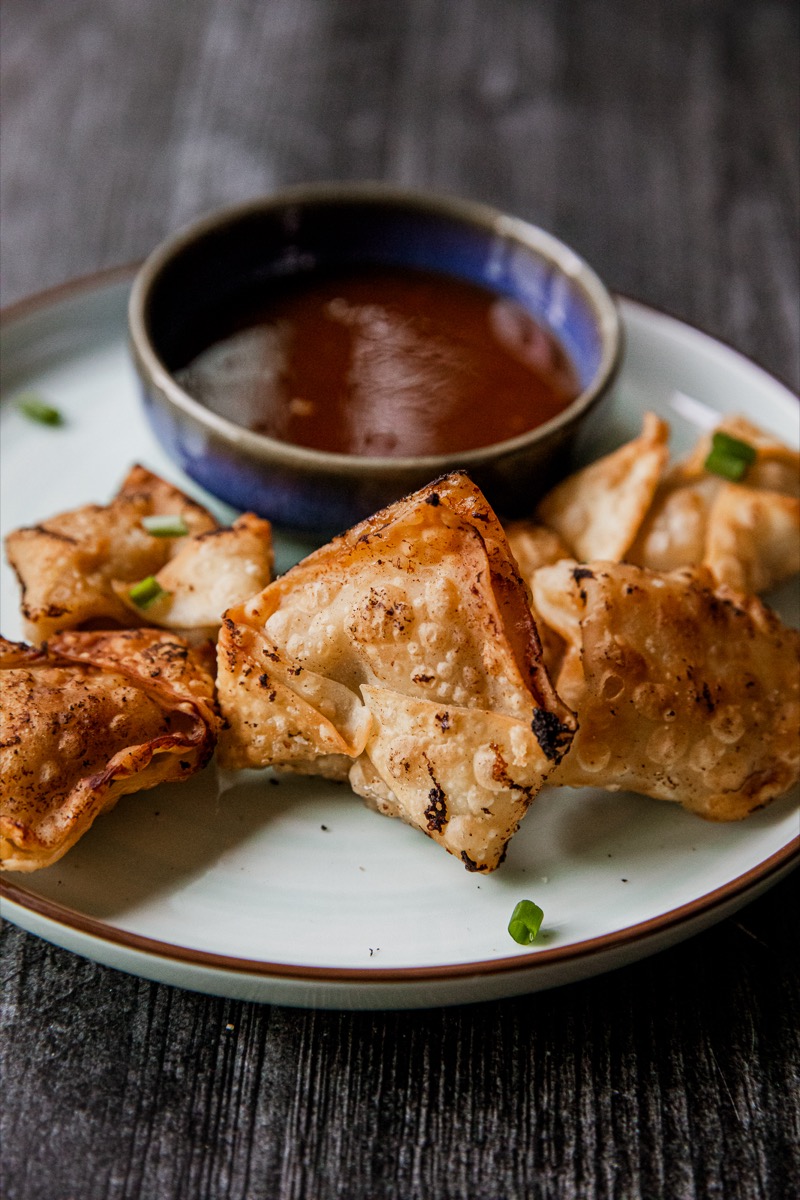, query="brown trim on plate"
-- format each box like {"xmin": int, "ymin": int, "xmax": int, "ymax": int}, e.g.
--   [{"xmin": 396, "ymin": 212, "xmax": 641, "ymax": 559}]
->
[
  {"xmin": 0, "ymin": 263, "xmax": 141, "ymax": 325},
  {"xmin": 2, "ymin": 838, "xmax": 798, "ymax": 983}
]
